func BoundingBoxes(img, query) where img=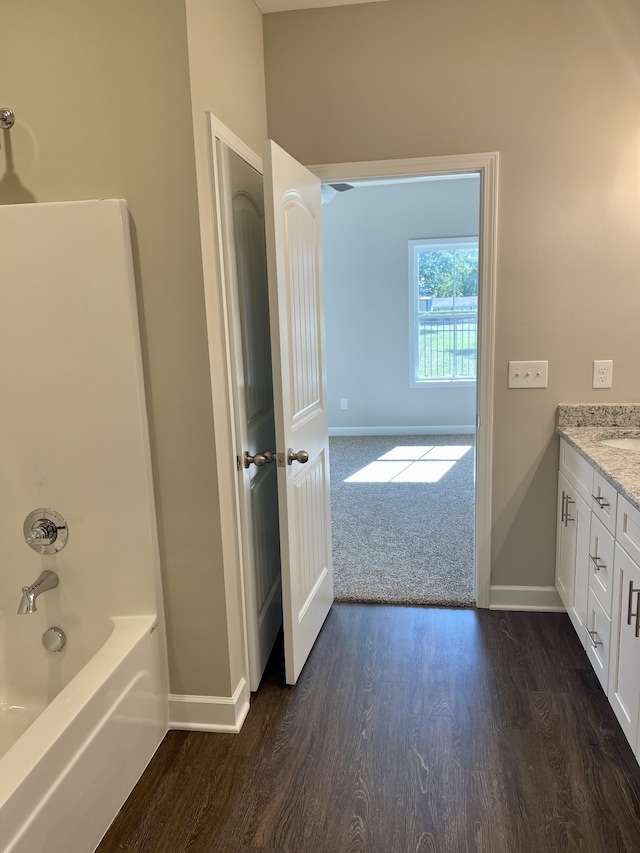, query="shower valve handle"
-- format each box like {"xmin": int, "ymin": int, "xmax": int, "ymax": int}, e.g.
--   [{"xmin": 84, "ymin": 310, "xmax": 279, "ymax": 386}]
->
[{"xmin": 26, "ymin": 519, "xmax": 59, "ymax": 546}]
